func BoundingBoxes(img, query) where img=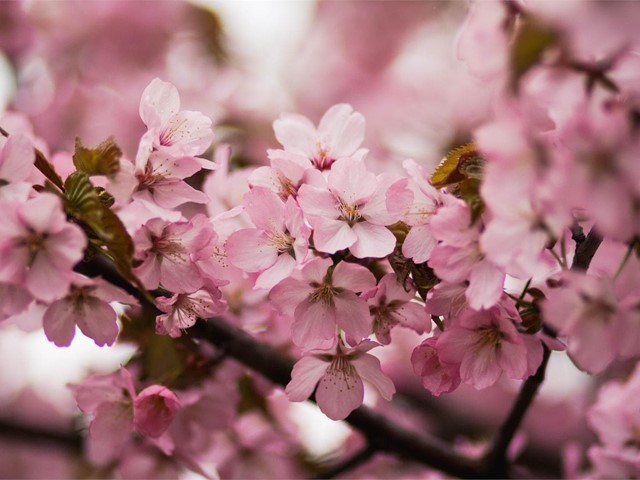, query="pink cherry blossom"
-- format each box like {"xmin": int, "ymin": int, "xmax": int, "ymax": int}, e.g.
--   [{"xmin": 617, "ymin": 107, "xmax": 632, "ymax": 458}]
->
[
  {"xmin": 541, "ymin": 271, "xmax": 640, "ymax": 373},
  {"xmin": 155, "ymin": 284, "xmax": 226, "ymax": 338},
  {"xmin": 362, "ymin": 272, "xmax": 431, "ymax": 345},
  {"xmin": 297, "ymin": 158, "xmax": 399, "ymax": 258},
  {"xmin": 133, "ymin": 214, "xmax": 214, "ymax": 293},
  {"xmin": 43, "ymin": 276, "xmax": 138, "ymax": 347},
  {"xmin": 386, "ymin": 159, "xmax": 443, "ymax": 264},
  {"xmin": 0, "ymin": 133, "xmax": 35, "ymax": 198},
  {"xmin": 133, "ymin": 385, "xmax": 181, "ymax": 439},
  {"xmin": 269, "ymin": 257, "xmax": 376, "ymax": 349},
  {"xmin": 226, "ymin": 186, "xmax": 310, "ymax": 290},
  {"xmin": 136, "ymin": 78, "xmax": 214, "ymax": 167},
  {"xmin": 285, "ymin": 340, "xmax": 395, "ymax": 420},
  {"xmin": 0, "ymin": 193, "xmax": 86, "ymax": 302},
  {"xmin": 427, "ymin": 198, "xmax": 505, "ymax": 310},
  {"xmin": 270, "ymin": 103, "xmax": 367, "ymax": 172},
  {"xmin": 411, "ymin": 336, "xmax": 462, "ymax": 396},
  {"xmin": 436, "ymin": 301, "xmax": 543, "ymax": 389}
]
